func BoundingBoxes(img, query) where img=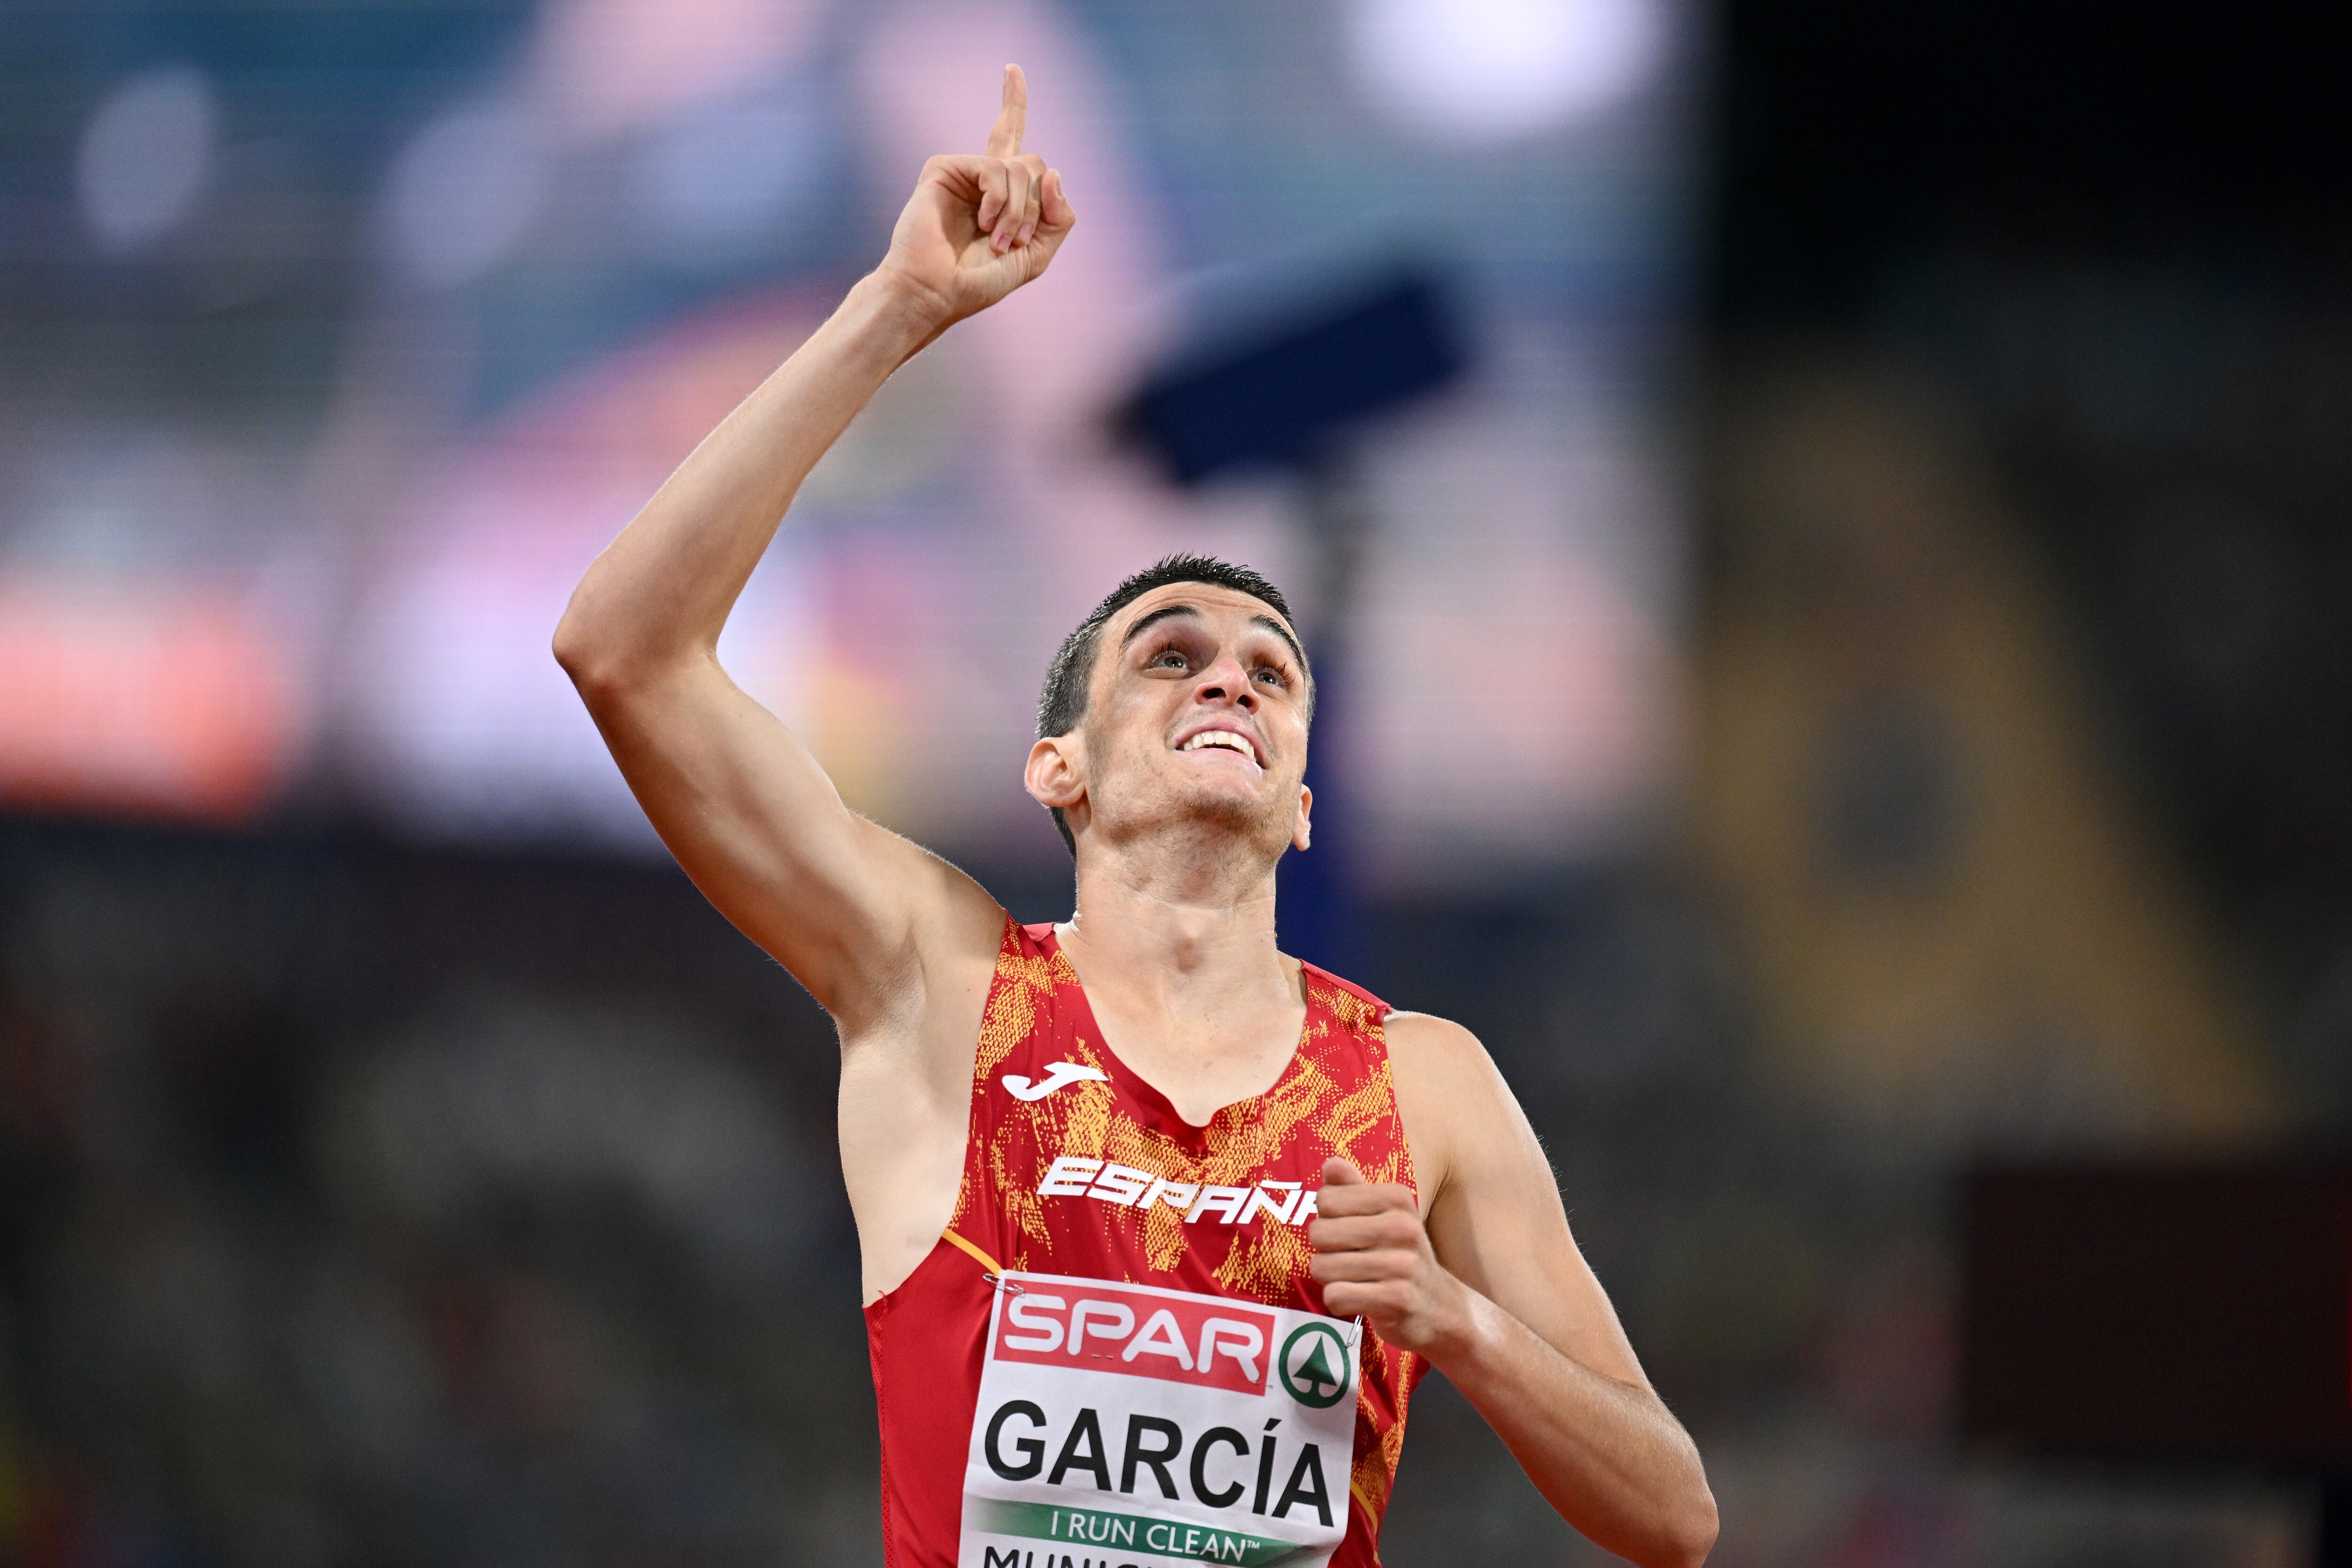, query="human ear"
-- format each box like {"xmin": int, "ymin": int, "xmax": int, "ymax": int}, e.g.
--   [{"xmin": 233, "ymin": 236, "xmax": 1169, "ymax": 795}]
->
[
  {"xmin": 1025, "ymin": 734, "xmax": 1084, "ymax": 811},
  {"xmin": 1291, "ymin": 784, "xmax": 1313, "ymax": 852}
]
